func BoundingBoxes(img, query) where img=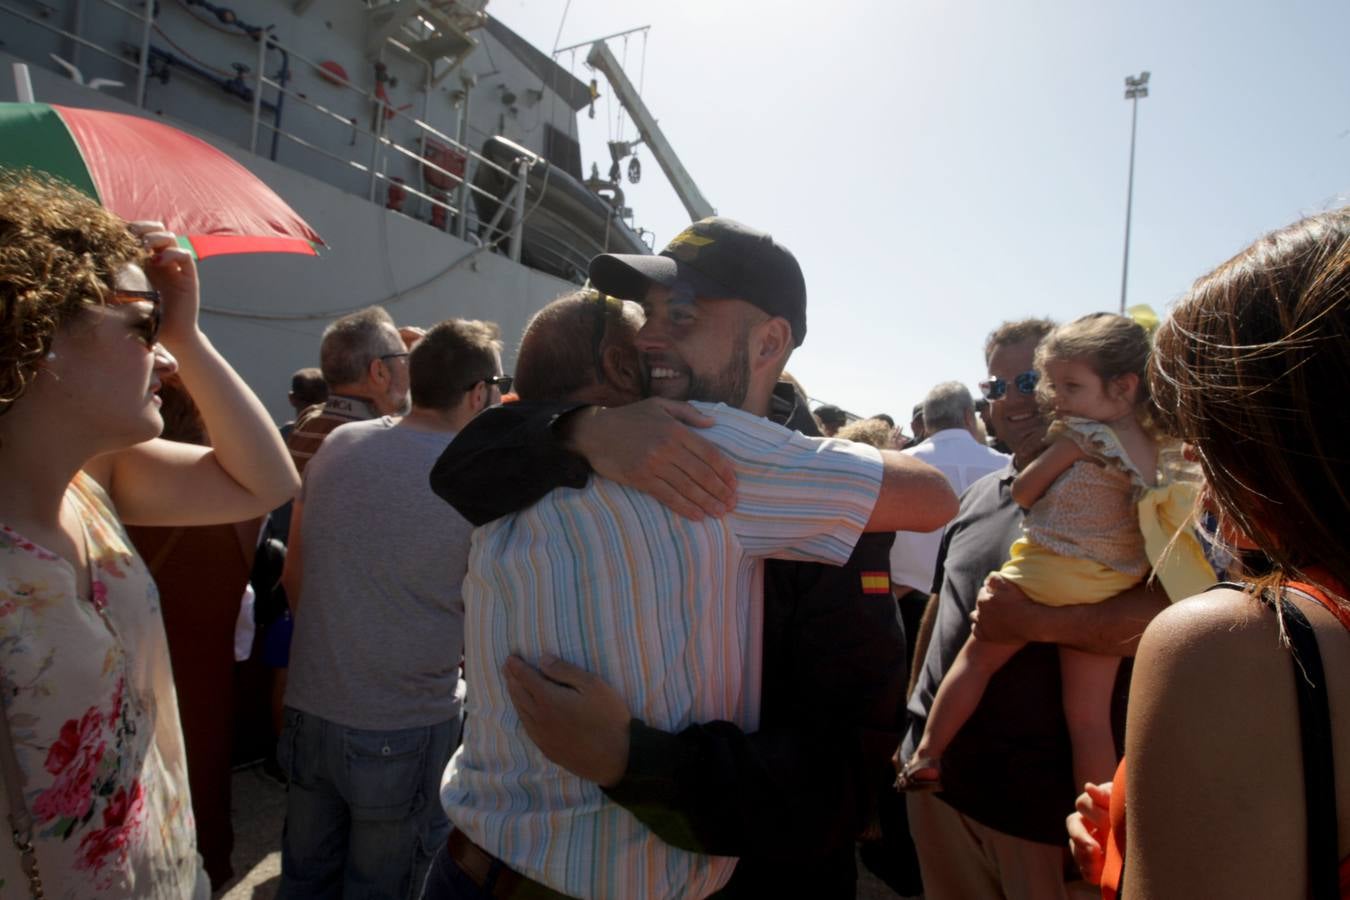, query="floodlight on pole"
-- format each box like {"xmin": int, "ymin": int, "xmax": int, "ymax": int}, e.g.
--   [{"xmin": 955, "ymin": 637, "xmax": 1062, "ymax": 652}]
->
[{"xmin": 1119, "ymin": 70, "xmax": 1150, "ymax": 315}]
